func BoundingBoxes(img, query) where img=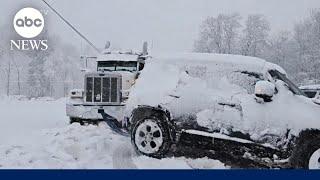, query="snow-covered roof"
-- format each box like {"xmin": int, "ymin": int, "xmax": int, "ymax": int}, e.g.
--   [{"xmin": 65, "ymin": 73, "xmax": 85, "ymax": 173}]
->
[
  {"xmin": 299, "ymin": 84, "xmax": 320, "ymax": 90},
  {"xmin": 153, "ymin": 52, "xmax": 265, "ymax": 64},
  {"xmin": 152, "ymin": 53, "xmax": 286, "ymax": 74},
  {"xmin": 97, "ymin": 53, "xmax": 139, "ymax": 62}
]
